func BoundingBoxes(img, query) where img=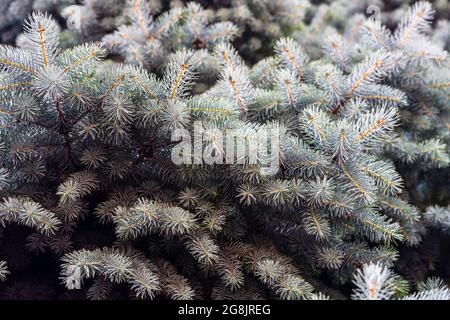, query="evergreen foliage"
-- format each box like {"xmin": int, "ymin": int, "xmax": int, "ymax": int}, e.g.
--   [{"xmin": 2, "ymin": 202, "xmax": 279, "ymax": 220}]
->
[{"xmin": 0, "ymin": 0, "xmax": 448, "ymax": 300}]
